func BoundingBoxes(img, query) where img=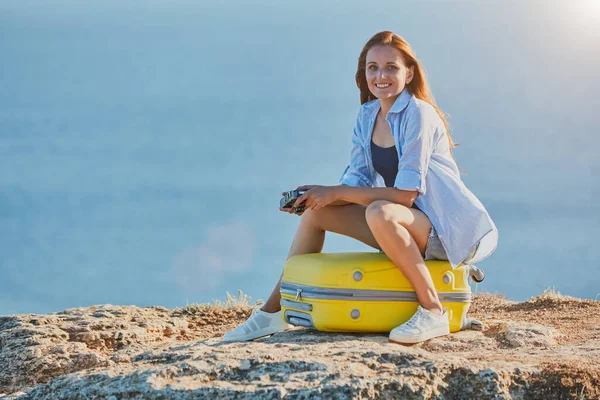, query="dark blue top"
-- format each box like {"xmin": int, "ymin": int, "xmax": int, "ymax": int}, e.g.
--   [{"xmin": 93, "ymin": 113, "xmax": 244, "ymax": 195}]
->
[{"xmin": 370, "ymin": 139, "xmax": 398, "ymax": 188}]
